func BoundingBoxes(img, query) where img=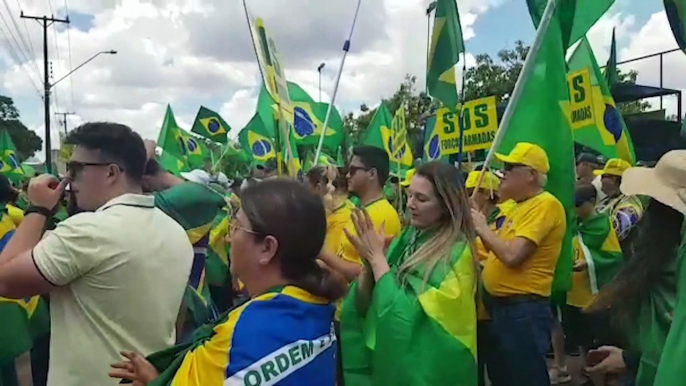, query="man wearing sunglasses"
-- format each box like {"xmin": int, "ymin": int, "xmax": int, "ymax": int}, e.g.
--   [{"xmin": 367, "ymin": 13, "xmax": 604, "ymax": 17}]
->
[
  {"xmin": 0, "ymin": 122, "xmax": 193, "ymax": 386},
  {"xmin": 471, "ymin": 142, "xmax": 566, "ymax": 386}
]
